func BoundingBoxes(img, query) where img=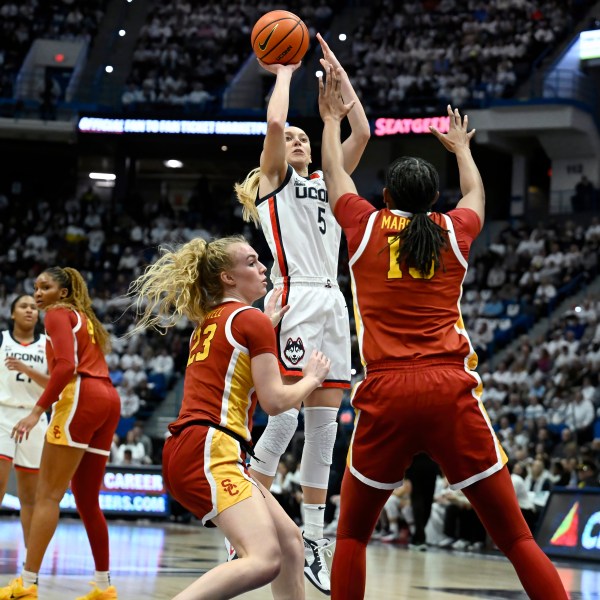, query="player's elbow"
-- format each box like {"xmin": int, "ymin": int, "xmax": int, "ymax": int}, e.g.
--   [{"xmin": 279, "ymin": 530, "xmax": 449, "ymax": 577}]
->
[
  {"xmin": 261, "ymin": 393, "xmax": 292, "ymax": 416},
  {"xmin": 267, "ymin": 116, "xmax": 286, "ymax": 134},
  {"xmin": 356, "ymin": 128, "xmax": 371, "ymax": 147}
]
